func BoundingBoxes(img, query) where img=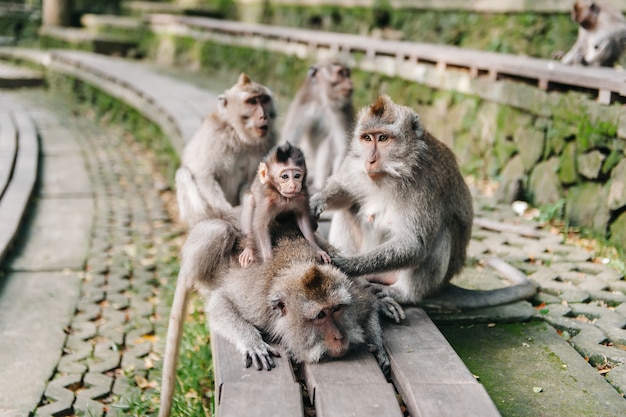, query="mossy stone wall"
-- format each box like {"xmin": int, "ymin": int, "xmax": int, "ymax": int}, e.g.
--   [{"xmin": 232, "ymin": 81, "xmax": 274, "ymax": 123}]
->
[{"xmin": 142, "ymin": 30, "xmax": 626, "ymax": 249}]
